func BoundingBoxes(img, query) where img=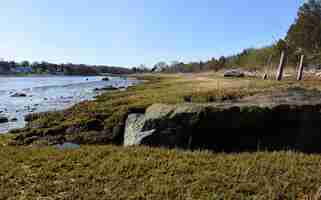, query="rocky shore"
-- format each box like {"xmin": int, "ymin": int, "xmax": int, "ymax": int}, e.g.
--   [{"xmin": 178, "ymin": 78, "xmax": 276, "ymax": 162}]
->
[{"xmin": 0, "ymin": 76, "xmax": 138, "ymax": 133}]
